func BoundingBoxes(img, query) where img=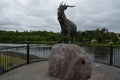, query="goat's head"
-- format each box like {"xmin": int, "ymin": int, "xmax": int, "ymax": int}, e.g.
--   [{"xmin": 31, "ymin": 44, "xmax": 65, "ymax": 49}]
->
[{"xmin": 58, "ymin": 2, "xmax": 75, "ymax": 12}]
